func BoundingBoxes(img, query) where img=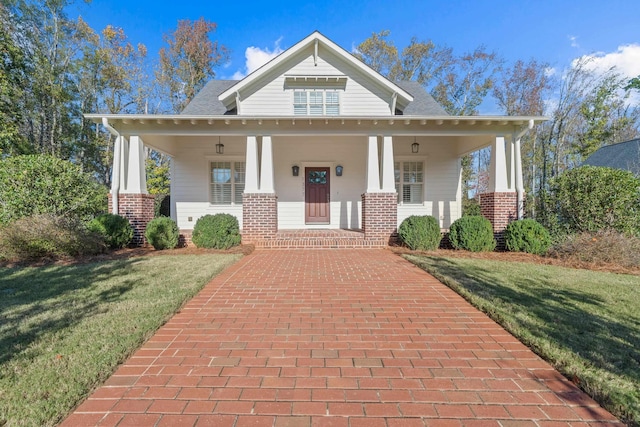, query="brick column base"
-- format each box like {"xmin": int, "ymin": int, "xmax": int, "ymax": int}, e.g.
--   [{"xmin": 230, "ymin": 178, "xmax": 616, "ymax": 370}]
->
[
  {"xmin": 479, "ymin": 191, "xmax": 517, "ymax": 249},
  {"xmin": 242, "ymin": 193, "xmax": 278, "ymax": 243},
  {"xmin": 362, "ymin": 192, "xmax": 397, "ymax": 244},
  {"xmin": 108, "ymin": 193, "xmax": 155, "ymax": 246}
]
